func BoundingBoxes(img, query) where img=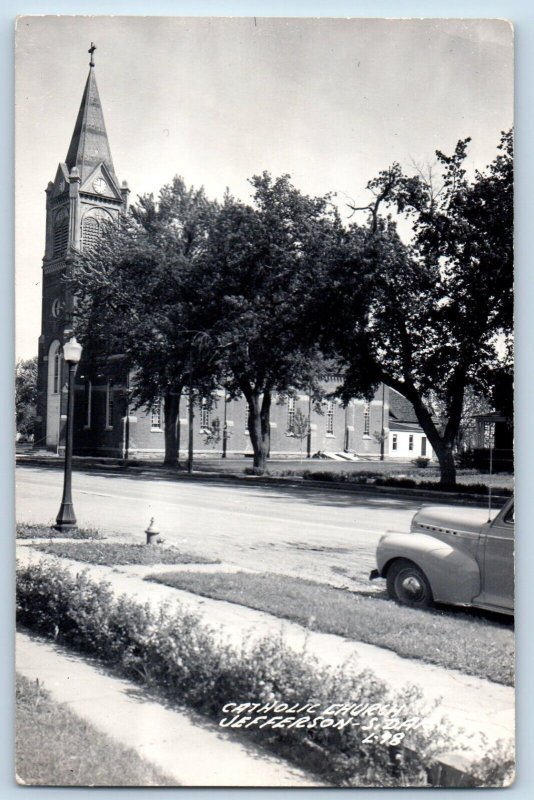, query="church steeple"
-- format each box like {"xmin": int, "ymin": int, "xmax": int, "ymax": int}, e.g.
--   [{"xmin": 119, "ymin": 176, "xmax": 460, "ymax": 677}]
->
[
  {"xmin": 65, "ymin": 43, "xmax": 118, "ymax": 186},
  {"xmin": 36, "ymin": 42, "xmax": 129, "ymax": 454}
]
